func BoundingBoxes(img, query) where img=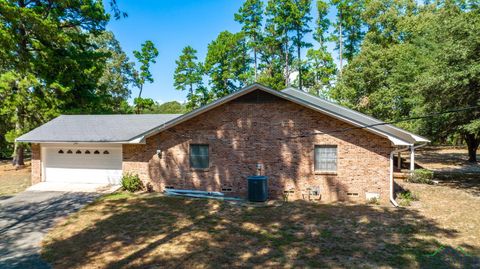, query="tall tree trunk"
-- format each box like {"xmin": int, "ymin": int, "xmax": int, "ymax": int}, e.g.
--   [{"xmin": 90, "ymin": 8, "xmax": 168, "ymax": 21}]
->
[
  {"xmin": 135, "ymin": 84, "xmax": 143, "ymax": 114},
  {"xmin": 12, "ymin": 107, "xmax": 25, "ymax": 167},
  {"xmin": 138, "ymin": 84, "xmax": 143, "ymax": 98},
  {"xmin": 253, "ymin": 35, "xmax": 258, "ymax": 80},
  {"xmin": 296, "ymin": 29, "xmax": 302, "ymax": 91},
  {"xmin": 12, "ymin": 144, "xmax": 25, "ymax": 168},
  {"xmin": 465, "ymin": 133, "xmax": 479, "ymax": 163},
  {"xmin": 284, "ymin": 33, "xmax": 289, "ymax": 86},
  {"xmin": 338, "ymin": 10, "xmax": 343, "ymax": 75}
]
